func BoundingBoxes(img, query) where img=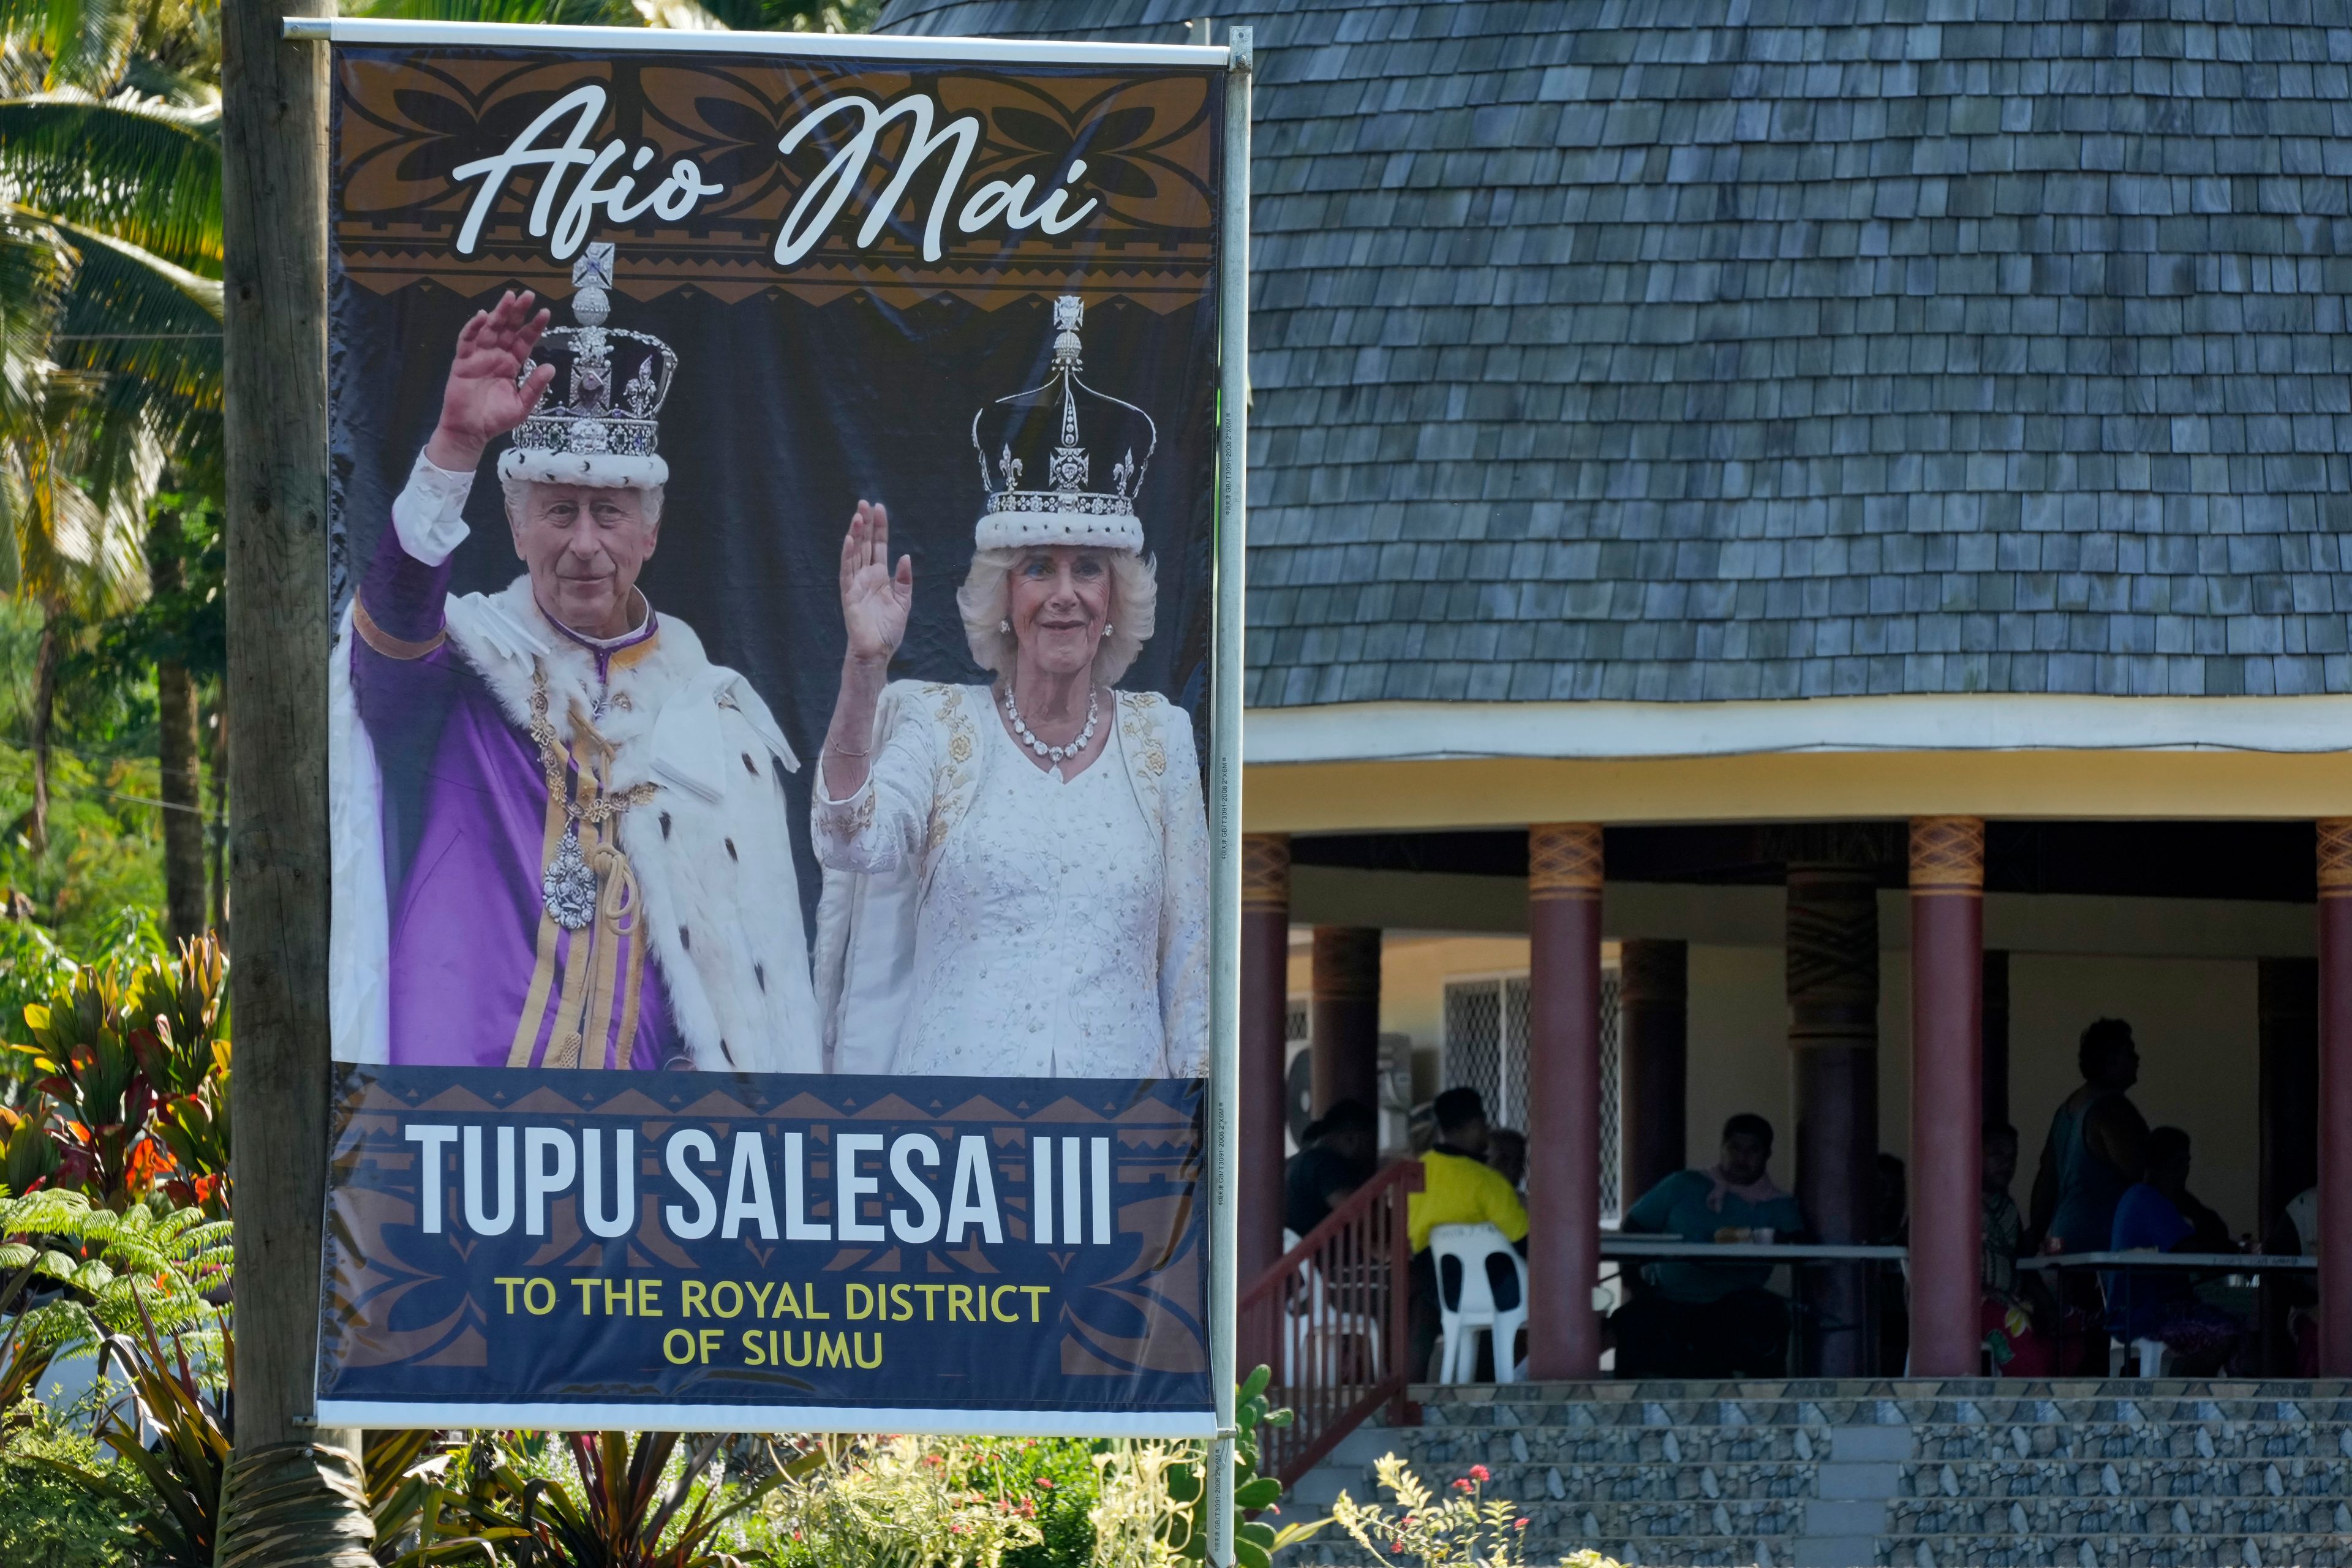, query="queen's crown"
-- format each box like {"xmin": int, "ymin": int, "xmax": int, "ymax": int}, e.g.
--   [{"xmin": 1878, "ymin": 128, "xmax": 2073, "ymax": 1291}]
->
[
  {"xmin": 969, "ymin": 296, "xmax": 1157, "ymax": 552},
  {"xmin": 511, "ymin": 244, "xmax": 676, "ymax": 462}
]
